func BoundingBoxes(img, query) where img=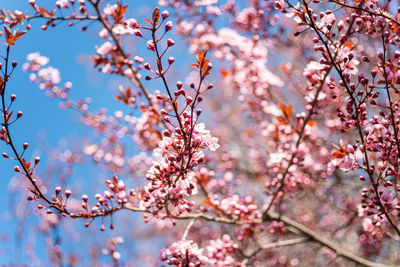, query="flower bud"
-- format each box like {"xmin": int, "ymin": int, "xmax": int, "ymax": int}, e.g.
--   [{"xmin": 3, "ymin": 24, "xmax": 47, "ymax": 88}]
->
[
  {"xmin": 162, "ymin": 10, "xmax": 169, "ymax": 20},
  {"xmin": 146, "ymin": 41, "xmax": 155, "ymax": 51},
  {"xmin": 65, "ymin": 189, "xmax": 72, "ymax": 198},
  {"xmin": 133, "ymin": 29, "xmax": 143, "ymax": 37},
  {"xmin": 163, "ymin": 130, "xmax": 171, "ymax": 137},
  {"xmin": 337, "ymin": 20, "xmax": 344, "ymax": 31},
  {"xmin": 167, "ymin": 39, "xmax": 175, "ymax": 47},
  {"xmin": 55, "ymin": 186, "xmax": 61, "ymax": 195},
  {"xmin": 168, "ymin": 57, "xmax": 175, "ymax": 64},
  {"xmin": 129, "ymin": 19, "xmax": 139, "ymax": 29},
  {"xmin": 395, "ymin": 71, "xmax": 400, "ymax": 84},
  {"xmin": 165, "ymin": 21, "xmax": 172, "ymax": 32},
  {"xmin": 144, "ymin": 63, "xmax": 151, "ymax": 70}
]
